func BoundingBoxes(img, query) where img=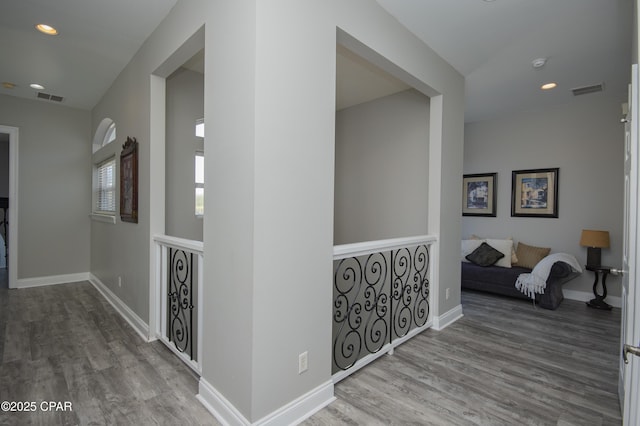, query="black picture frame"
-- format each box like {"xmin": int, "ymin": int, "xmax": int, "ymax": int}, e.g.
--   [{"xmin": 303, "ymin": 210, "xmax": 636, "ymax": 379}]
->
[
  {"xmin": 462, "ymin": 173, "xmax": 497, "ymax": 217},
  {"xmin": 511, "ymin": 168, "xmax": 559, "ymax": 218}
]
